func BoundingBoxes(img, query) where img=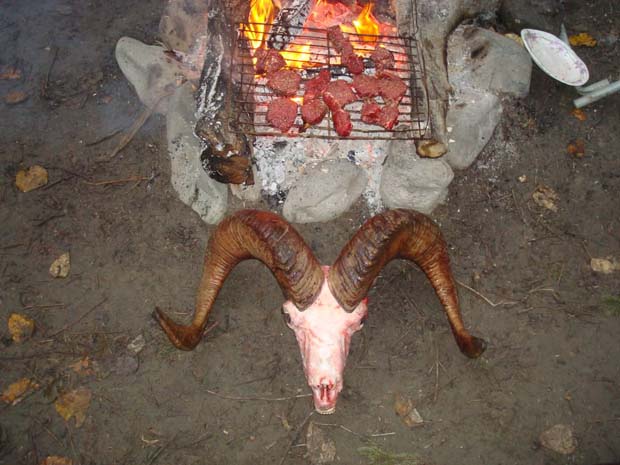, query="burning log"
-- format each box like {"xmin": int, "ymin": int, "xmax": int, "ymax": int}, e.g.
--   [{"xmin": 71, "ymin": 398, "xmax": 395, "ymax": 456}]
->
[
  {"xmin": 196, "ymin": 0, "xmax": 254, "ymax": 185},
  {"xmin": 267, "ymin": 0, "xmax": 317, "ymax": 50}
]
